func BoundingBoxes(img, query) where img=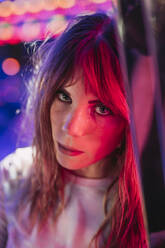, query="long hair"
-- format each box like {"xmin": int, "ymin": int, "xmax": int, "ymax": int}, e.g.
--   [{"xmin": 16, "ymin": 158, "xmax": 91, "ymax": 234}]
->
[{"xmin": 22, "ymin": 12, "xmax": 148, "ymax": 247}]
